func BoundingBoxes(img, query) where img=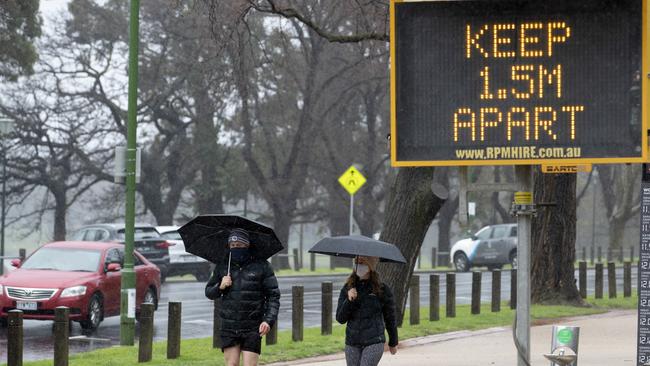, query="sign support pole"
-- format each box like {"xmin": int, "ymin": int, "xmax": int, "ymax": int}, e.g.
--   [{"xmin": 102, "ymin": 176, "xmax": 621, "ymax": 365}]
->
[
  {"xmin": 120, "ymin": 0, "xmax": 139, "ymax": 346},
  {"xmin": 349, "ymin": 194, "xmax": 354, "ymax": 235},
  {"xmin": 515, "ymin": 165, "xmax": 533, "ymax": 366}
]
